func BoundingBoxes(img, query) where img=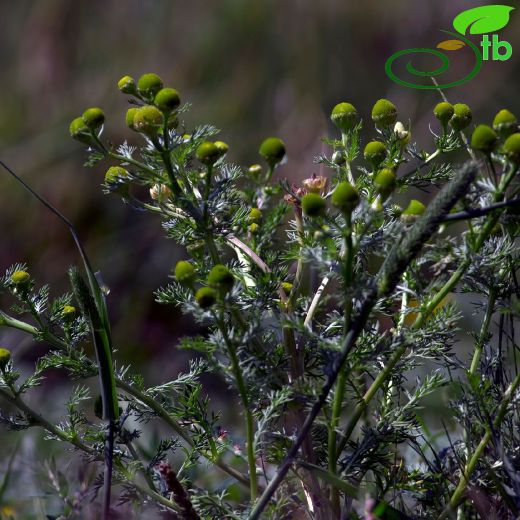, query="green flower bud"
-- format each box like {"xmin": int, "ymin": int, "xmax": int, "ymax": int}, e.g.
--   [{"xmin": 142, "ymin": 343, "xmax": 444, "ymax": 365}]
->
[
  {"xmin": 374, "ymin": 168, "xmax": 397, "ymax": 198},
  {"xmin": 125, "ymin": 108, "xmax": 138, "ymax": 130},
  {"xmin": 82, "ymin": 108, "xmax": 105, "ymax": 129},
  {"xmin": 503, "ymin": 133, "xmax": 520, "ymax": 163},
  {"xmin": 471, "ymin": 124, "xmax": 498, "ymax": 154},
  {"xmin": 62, "ymin": 305, "xmax": 76, "ymax": 323},
  {"xmin": 433, "ymin": 102, "xmax": 454, "ymax": 127},
  {"xmin": 214, "ymin": 141, "xmax": 229, "ymax": 156},
  {"xmin": 118, "ymin": 75, "xmax": 136, "ymax": 94},
  {"xmin": 0, "ymin": 347, "xmax": 11, "ymax": 370},
  {"xmin": 493, "ymin": 109, "xmax": 517, "ymax": 137},
  {"xmin": 154, "ymin": 88, "xmax": 181, "ymax": 112},
  {"xmin": 330, "ymin": 102, "xmax": 358, "ymax": 132},
  {"xmin": 207, "ymin": 264, "xmax": 234, "ymax": 294},
  {"xmin": 11, "ymin": 270, "xmax": 30, "ymax": 285},
  {"xmin": 69, "ymin": 117, "xmax": 93, "ymax": 144},
  {"xmin": 248, "ymin": 164, "xmax": 262, "ymax": 179},
  {"xmin": 364, "ymin": 141, "xmax": 387, "ymax": 169},
  {"xmin": 196, "ymin": 141, "xmax": 220, "ymax": 166},
  {"xmin": 401, "ymin": 199, "xmax": 426, "ymax": 222},
  {"xmin": 301, "ymin": 193, "xmax": 326, "ymax": 217},
  {"xmin": 248, "ymin": 222, "xmax": 259, "ymax": 234},
  {"xmin": 259, "ymin": 137, "xmax": 286, "ymax": 167},
  {"xmin": 137, "ymin": 73, "xmax": 164, "ymax": 99},
  {"xmin": 174, "ymin": 260, "xmax": 196, "ymax": 285},
  {"xmin": 281, "ymin": 282, "xmax": 293, "ymax": 294},
  {"xmin": 248, "ymin": 208, "xmax": 262, "ymax": 222},
  {"xmin": 104, "ymin": 166, "xmax": 129, "ymax": 184},
  {"xmin": 450, "ymin": 103, "xmax": 472, "ymax": 131},
  {"xmin": 331, "ymin": 151, "xmax": 345, "ymax": 165},
  {"xmin": 133, "ymin": 105, "xmax": 164, "ymax": 136},
  {"xmin": 371, "ymin": 99, "xmax": 397, "ymax": 127},
  {"xmin": 331, "ymin": 182, "xmax": 360, "ymax": 213},
  {"xmin": 195, "ymin": 287, "xmax": 217, "ymax": 309}
]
